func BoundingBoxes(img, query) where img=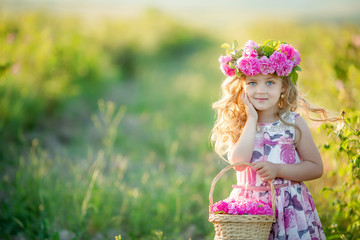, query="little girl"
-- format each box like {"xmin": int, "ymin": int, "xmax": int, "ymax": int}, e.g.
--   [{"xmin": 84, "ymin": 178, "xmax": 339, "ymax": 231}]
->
[{"xmin": 211, "ymin": 40, "xmax": 336, "ymax": 239}]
